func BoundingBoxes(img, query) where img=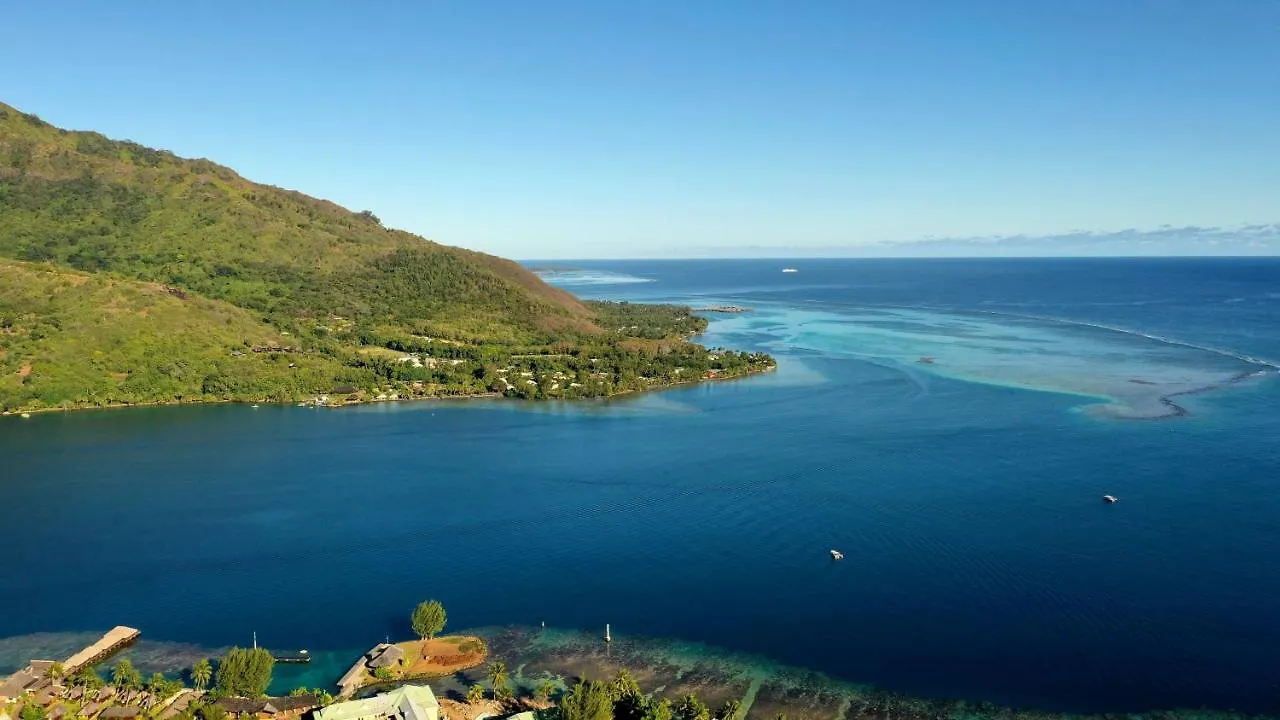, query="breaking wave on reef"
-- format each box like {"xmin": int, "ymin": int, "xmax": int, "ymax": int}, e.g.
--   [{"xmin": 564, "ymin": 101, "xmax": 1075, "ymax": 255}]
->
[
  {"xmin": 533, "ymin": 268, "xmax": 656, "ymax": 286},
  {"xmin": 717, "ymin": 302, "xmax": 1274, "ymax": 420}
]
